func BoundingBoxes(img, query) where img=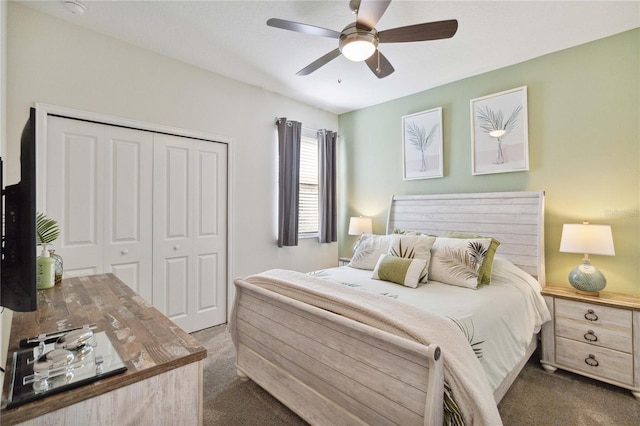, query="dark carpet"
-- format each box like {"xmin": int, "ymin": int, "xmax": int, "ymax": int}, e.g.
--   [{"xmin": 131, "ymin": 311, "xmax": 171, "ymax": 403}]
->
[{"xmin": 192, "ymin": 325, "xmax": 640, "ymax": 425}]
